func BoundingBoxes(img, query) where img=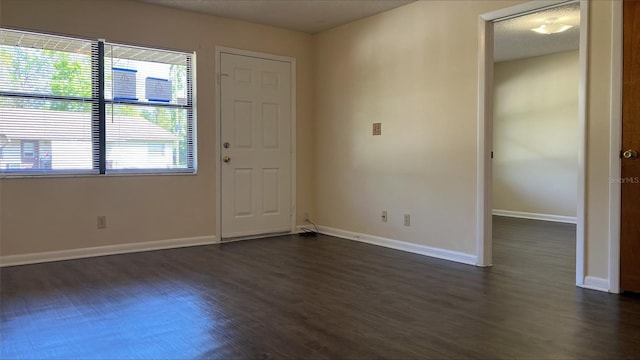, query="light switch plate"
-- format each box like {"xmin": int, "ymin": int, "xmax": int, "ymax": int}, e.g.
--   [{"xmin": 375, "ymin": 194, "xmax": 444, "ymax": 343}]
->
[{"xmin": 373, "ymin": 122, "xmax": 382, "ymax": 136}]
